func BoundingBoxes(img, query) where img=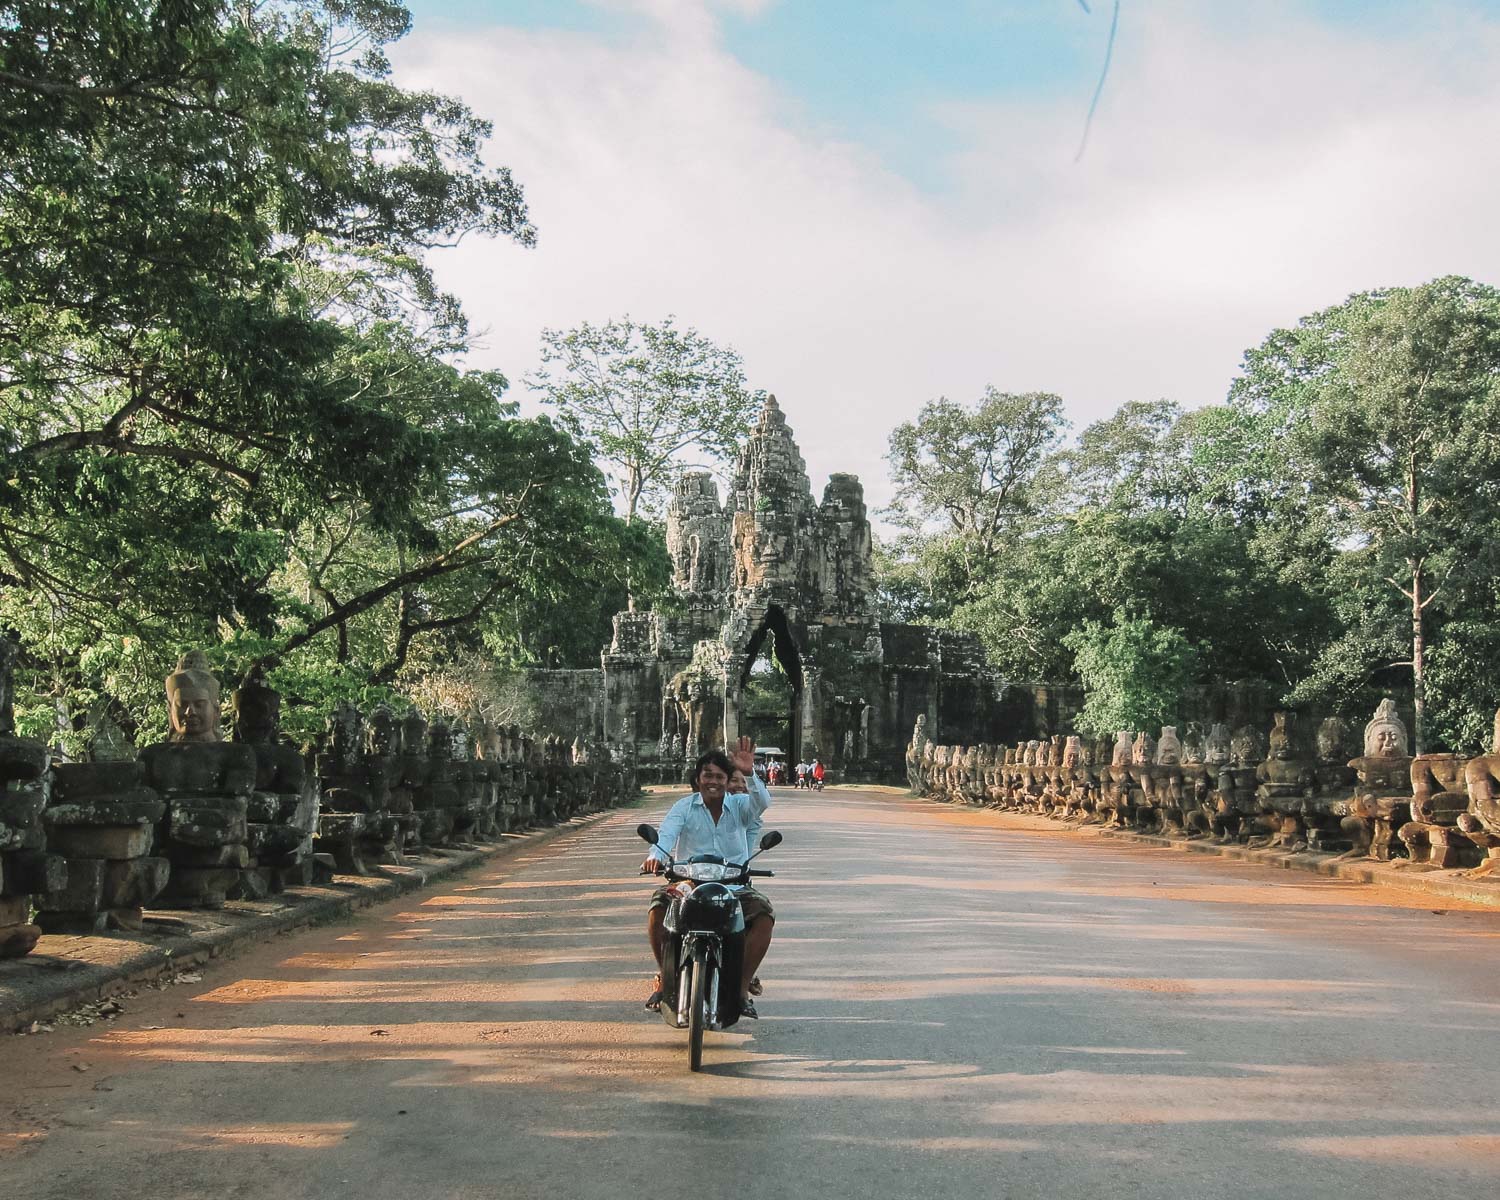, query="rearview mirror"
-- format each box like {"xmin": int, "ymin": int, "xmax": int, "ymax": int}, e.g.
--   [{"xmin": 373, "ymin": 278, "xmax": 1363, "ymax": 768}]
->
[
  {"xmin": 759, "ymin": 830, "xmax": 783, "ymax": 851},
  {"xmin": 636, "ymin": 823, "xmax": 658, "ymax": 845}
]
